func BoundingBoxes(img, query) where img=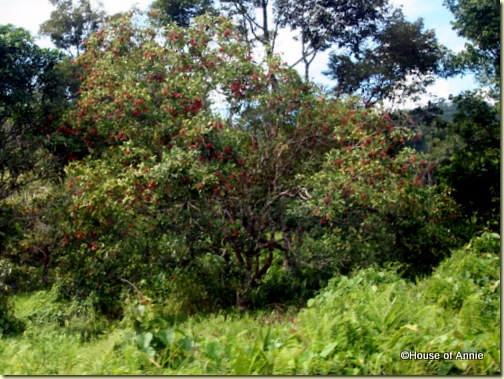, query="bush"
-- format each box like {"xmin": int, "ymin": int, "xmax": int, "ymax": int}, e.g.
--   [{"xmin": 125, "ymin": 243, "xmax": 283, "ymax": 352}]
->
[{"xmin": 0, "ymin": 261, "xmax": 25, "ymax": 336}]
